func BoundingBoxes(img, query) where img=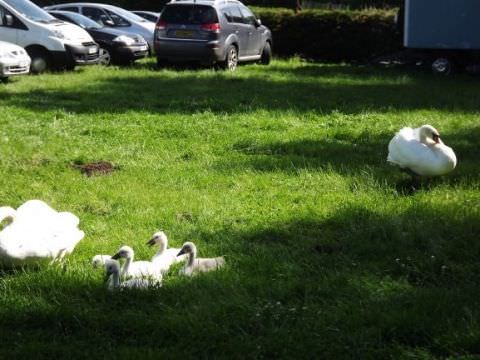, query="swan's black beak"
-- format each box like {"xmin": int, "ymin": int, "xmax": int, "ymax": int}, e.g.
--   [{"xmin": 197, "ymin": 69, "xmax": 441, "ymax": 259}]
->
[
  {"xmin": 146, "ymin": 238, "xmax": 156, "ymax": 247},
  {"xmin": 433, "ymin": 134, "xmax": 440, "ymax": 144},
  {"xmin": 177, "ymin": 248, "xmax": 185, "ymax": 257},
  {"xmin": 111, "ymin": 253, "xmax": 121, "ymax": 260}
]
